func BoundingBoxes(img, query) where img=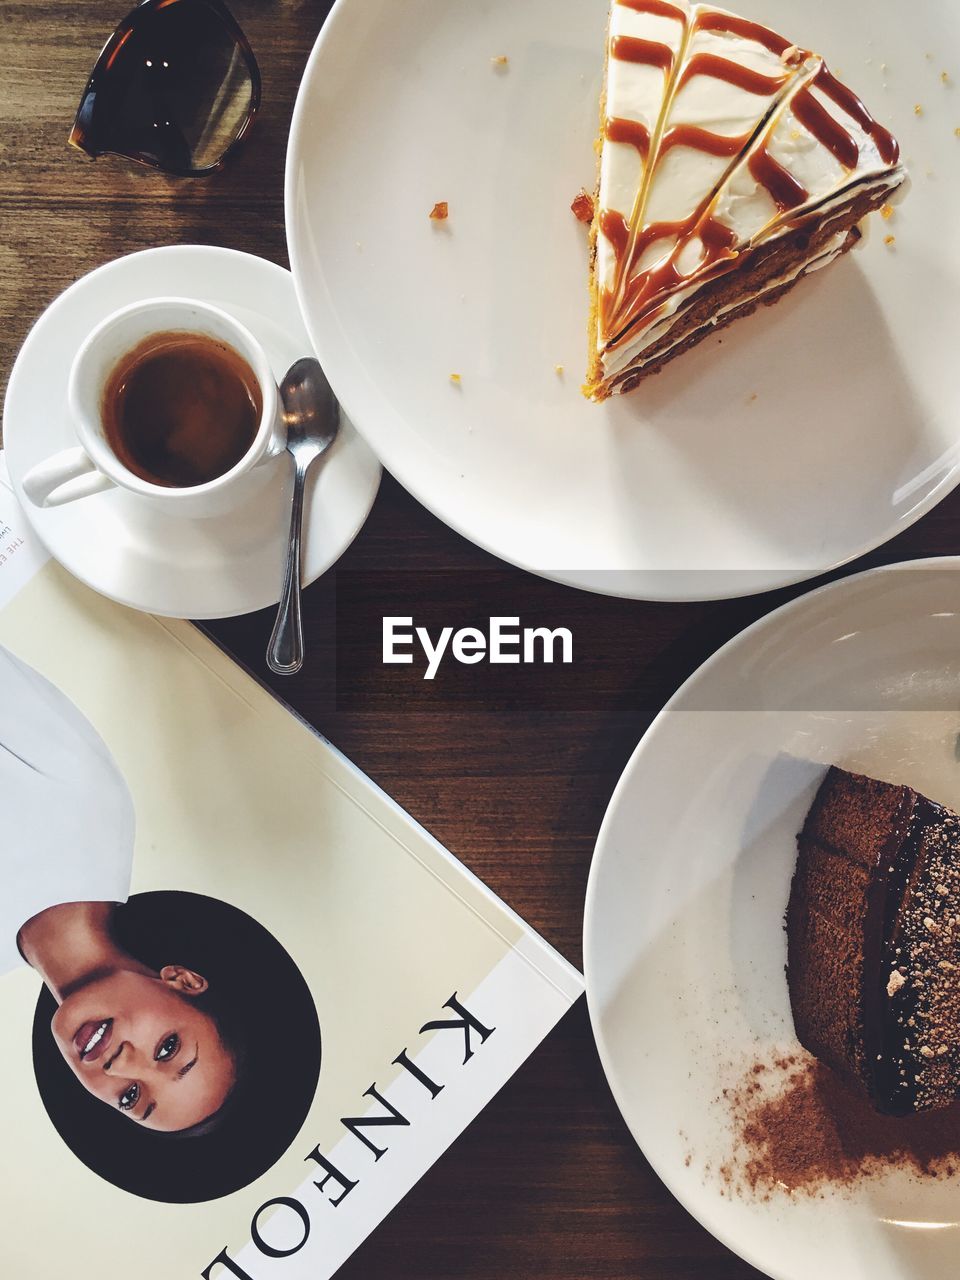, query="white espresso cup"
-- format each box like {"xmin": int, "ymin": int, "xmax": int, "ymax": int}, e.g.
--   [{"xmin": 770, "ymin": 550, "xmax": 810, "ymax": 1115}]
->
[{"xmin": 22, "ymin": 297, "xmax": 285, "ymax": 518}]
